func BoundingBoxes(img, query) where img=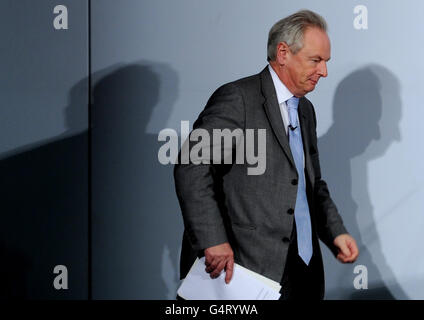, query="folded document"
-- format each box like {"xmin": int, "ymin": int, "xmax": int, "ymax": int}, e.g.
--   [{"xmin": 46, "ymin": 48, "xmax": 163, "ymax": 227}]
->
[{"xmin": 177, "ymin": 257, "xmax": 281, "ymax": 300}]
